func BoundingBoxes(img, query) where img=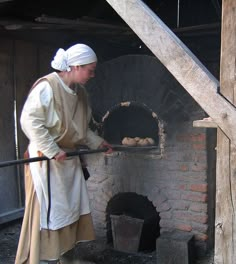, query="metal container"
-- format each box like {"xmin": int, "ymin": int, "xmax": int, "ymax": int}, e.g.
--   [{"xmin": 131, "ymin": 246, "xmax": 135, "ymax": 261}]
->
[{"xmin": 110, "ymin": 214, "xmax": 144, "ymax": 253}]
